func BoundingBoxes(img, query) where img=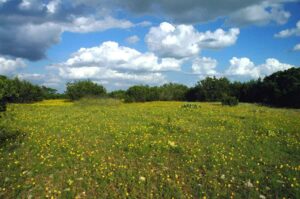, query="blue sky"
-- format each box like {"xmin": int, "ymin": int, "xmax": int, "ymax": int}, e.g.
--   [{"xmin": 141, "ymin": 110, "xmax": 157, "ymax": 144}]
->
[{"xmin": 0, "ymin": 0, "xmax": 299, "ymax": 91}]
